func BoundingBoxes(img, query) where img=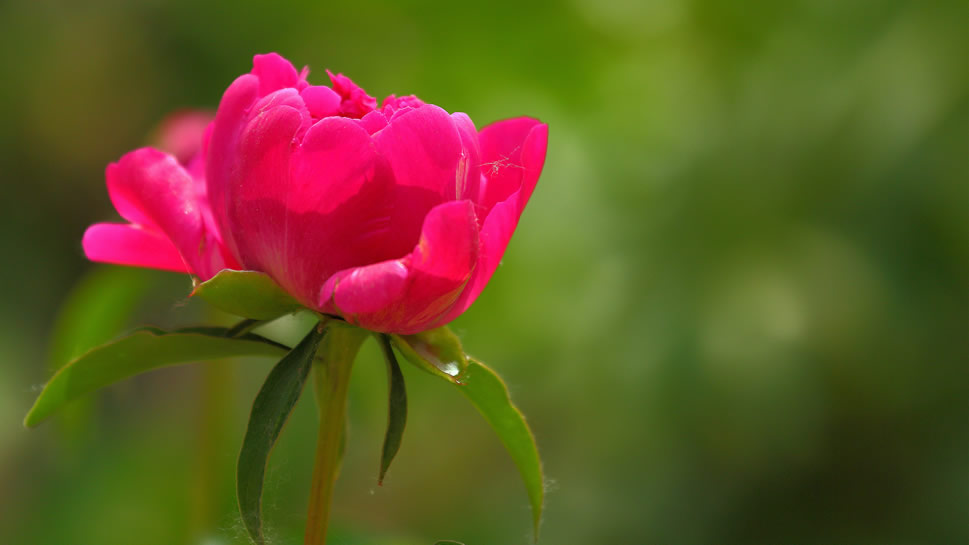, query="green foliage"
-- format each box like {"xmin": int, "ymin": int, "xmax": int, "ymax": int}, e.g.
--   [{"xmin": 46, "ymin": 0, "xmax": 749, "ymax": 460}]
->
[
  {"xmin": 376, "ymin": 334, "xmax": 408, "ymax": 485},
  {"xmin": 237, "ymin": 323, "xmax": 326, "ymax": 544},
  {"xmin": 394, "ymin": 330, "xmax": 545, "ymax": 539},
  {"xmin": 24, "ymin": 327, "xmax": 287, "ymax": 428},
  {"xmin": 192, "ymin": 270, "xmax": 302, "ymax": 320}
]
